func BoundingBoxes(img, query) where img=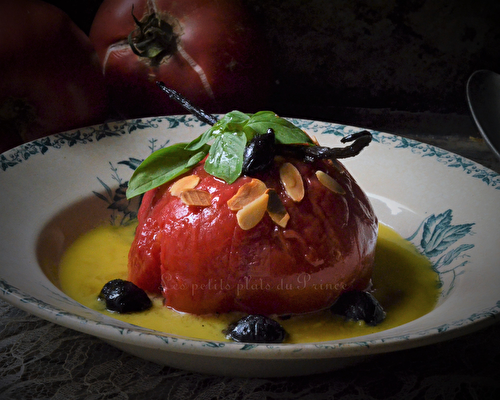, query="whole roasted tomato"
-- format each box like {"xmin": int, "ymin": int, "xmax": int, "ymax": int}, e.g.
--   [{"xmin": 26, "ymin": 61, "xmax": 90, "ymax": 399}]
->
[
  {"xmin": 129, "ymin": 159, "xmax": 377, "ymax": 316},
  {"xmin": 89, "ymin": 0, "xmax": 273, "ymax": 118},
  {"xmin": 0, "ymin": 0, "xmax": 109, "ymax": 153}
]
